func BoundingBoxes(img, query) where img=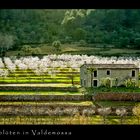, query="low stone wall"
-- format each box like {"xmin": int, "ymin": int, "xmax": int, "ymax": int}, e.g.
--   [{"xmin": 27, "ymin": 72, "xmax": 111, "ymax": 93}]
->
[
  {"xmin": 0, "ymin": 105, "xmax": 132, "ymax": 116},
  {"xmin": 0, "ymin": 95, "xmax": 92, "ymax": 101},
  {"xmin": 0, "ymin": 92, "xmax": 139, "ymax": 101},
  {"xmin": 0, "ymin": 105, "xmax": 94, "ymax": 116},
  {"xmin": 93, "ymin": 92, "xmax": 140, "ymax": 101},
  {"xmin": 0, "ymin": 86, "xmax": 78, "ymax": 92}
]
